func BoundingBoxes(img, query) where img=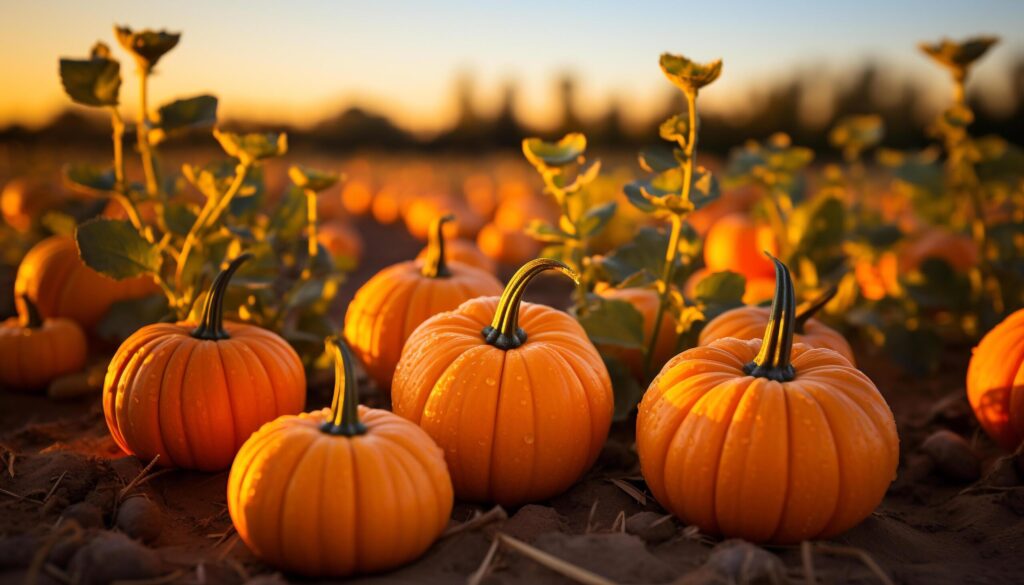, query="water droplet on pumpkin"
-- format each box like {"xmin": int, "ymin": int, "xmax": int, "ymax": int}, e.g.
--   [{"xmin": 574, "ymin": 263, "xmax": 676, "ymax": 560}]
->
[{"xmin": 523, "ymin": 435, "xmax": 535, "ymax": 445}]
